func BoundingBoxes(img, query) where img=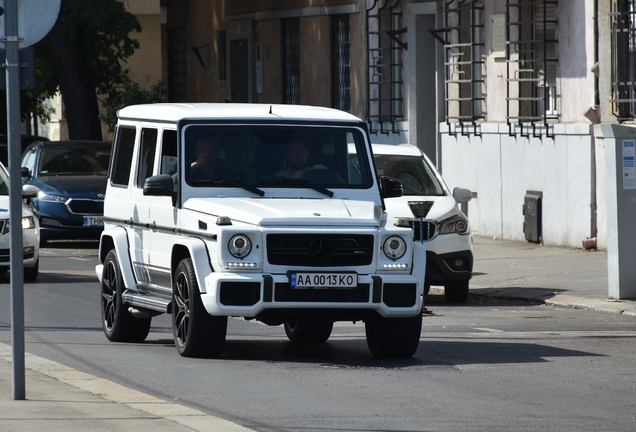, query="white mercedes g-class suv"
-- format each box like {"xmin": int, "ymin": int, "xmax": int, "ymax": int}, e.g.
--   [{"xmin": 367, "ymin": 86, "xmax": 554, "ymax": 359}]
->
[{"xmin": 96, "ymin": 103, "xmax": 425, "ymax": 358}]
